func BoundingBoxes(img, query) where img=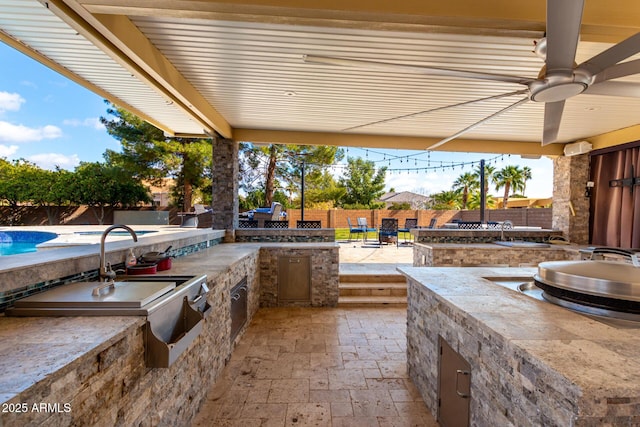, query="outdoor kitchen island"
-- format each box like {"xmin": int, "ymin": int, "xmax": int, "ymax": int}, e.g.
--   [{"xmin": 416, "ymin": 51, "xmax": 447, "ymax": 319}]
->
[
  {"xmin": 400, "ymin": 266, "xmax": 640, "ymax": 426},
  {"xmin": 0, "ymin": 240, "xmax": 339, "ymax": 426}
]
